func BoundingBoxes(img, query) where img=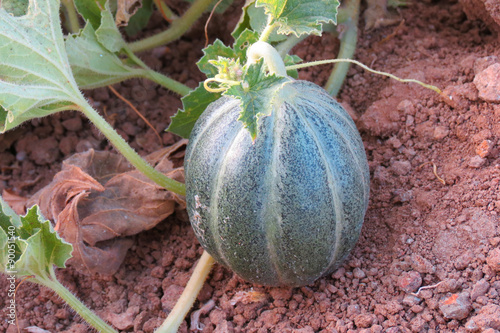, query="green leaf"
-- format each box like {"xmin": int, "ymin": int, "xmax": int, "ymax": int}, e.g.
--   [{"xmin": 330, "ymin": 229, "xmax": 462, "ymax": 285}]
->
[
  {"xmin": 255, "ymin": 0, "xmax": 339, "ymax": 37},
  {"xmin": 66, "ymin": 22, "xmax": 142, "ymax": 89},
  {"xmin": 167, "ymin": 83, "xmax": 222, "ymax": 138},
  {"xmin": 284, "ymin": 53, "xmax": 302, "ymax": 78},
  {"xmin": 74, "ymin": 0, "xmax": 107, "ymax": 29},
  {"xmin": 1, "ymin": 0, "xmax": 29, "ymax": 16},
  {"xmin": 124, "ymin": 0, "xmax": 153, "ymax": 36},
  {"xmin": 0, "ymin": 0, "xmax": 85, "ymax": 133},
  {"xmin": 233, "ymin": 29, "xmax": 259, "ymax": 60},
  {"xmin": 0, "ymin": 197, "xmax": 72, "ymax": 279},
  {"xmin": 225, "ymin": 60, "xmax": 290, "ymax": 140},
  {"xmin": 96, "ymin": 1, "xmax": 126, "ymax": 53},
  {"xmin": 197, "ymin": 40, "xmax": 237, "ymax": 77},
  {"xmin": 232, "ymin": 1, "xmax": 286, "ymax": 42}
]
